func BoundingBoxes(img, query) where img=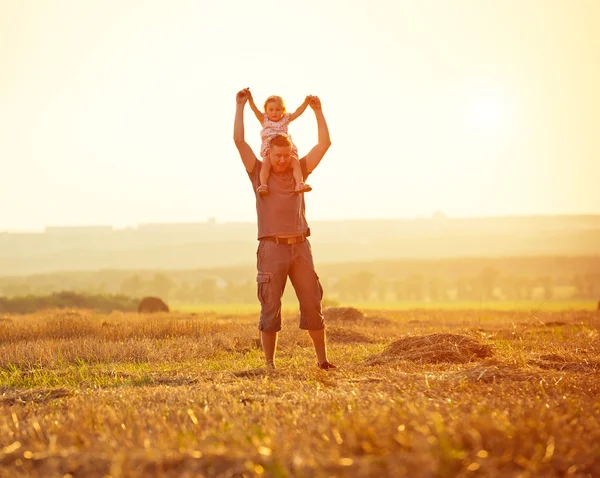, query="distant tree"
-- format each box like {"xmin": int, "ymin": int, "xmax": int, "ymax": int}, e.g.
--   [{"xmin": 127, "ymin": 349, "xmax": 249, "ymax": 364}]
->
[
  {"xmin": 94, "ymin": 282, "xmax": 108, "ymax": 294},
  {"xmin": 516, "ymin": 277, "xmax": 533, "ymax": 300},
  {"xmin": 499, "ymin": 275, "xmax": 519, "ymax": 300},
  {"xmin": 222, "ymin": 280, "xmax": 238, "ymax": 303},
  {"xmin": 570, "ymin": 273, "xmax": 600, "ymax": 299},
  {"xmin": 405, "ymin": 274, "xmax": 425, "ymax": 301},
  {"xmin": 456, "ymin": 276, "xmax": 472, "ymax": 301},
  {"xmin": 238, "ymin": 279, "xmax": 256, "ymax": 303},
  {"xmin": 174, "ymin": 281, "xmax": 195, "ymax": 303},
  {"xmin": 428, "ymin": 276, "xmax": 447, "ymax": 301},
  {"xmin": 1, "ymin": 283, "xmax": 31, "ymax": 297},
  {"xmin": 149, "ymin": 273, "xmax": 175, "ymax": 300},
  {"xmin": 585, "ymin": 274, "xmax": 600, "ymax": 298},
  {"xmin": 335, "ymin": 271, "xmax": 375, "ymax": 302},
  {"xmin": 477, "ymin": 267, "xmax": 500, "ymax": 301},
  {"xmin": 355, "ymin": 271, "xmax": 376, "ymax": 301},
  {"xmin": 391, "ymin": 279, "xmax": 407, "ymax": 301},
  {"xmin": 539, "ymin": 276, "xmax": 554, "ymax": 300},
  {"xmin": 120, "ymin": 274, "xmax": 144, "ymax": 297},
  {"xmin": 373, "ymin": 278, "xmax": 390, "ymax": 302},
  {"xmin": 223, "ymin": 279, "xmax": 255, "ymax": 303},
  {"xmin": 195, "ymin": 278, "xmax": 218, "ymax": 303}
]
